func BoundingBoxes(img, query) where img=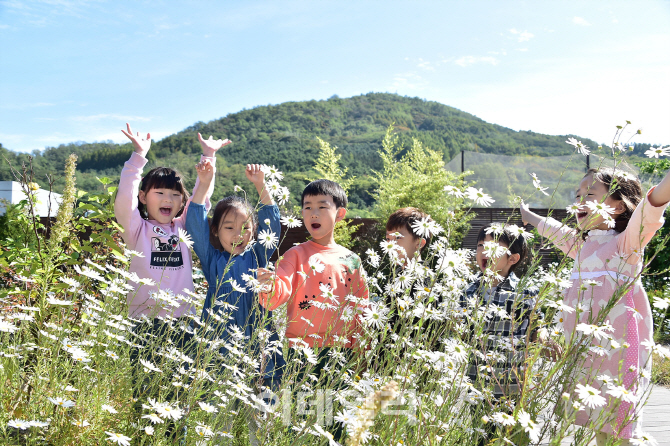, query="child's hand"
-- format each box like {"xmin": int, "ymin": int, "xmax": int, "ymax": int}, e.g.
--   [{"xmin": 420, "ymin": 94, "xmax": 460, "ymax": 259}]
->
[
  {"xmin": 121, "ymin": 123, "xmax": 151, "ymax": 157},
  {"xmin": 195, "ymin": 159, "xmax": 215, "ymax": 184},
  {"xmin": 256, "ymin": 267, "xmax": 275, "ymax": 293},
  {"xmin": 541, "ymin": 337, "xmax": 564, "ymax": 362},
  {"xmin": 245, "ymin": 164, "xmax": 266, "ymax": 188},
  {"xmin": 197, "ymin": 133, "xmax": 232, "ymax": 158},
  {"xmin": 520, "ymin": 201, "xmax": 531, "ymax": 225}
]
